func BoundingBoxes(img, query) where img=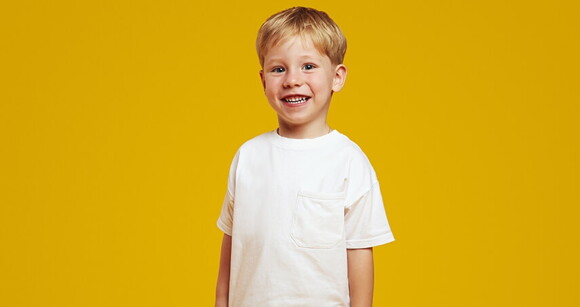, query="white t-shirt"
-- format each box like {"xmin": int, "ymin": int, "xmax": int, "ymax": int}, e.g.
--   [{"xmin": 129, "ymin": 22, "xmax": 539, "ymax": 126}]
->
[{"xmin": 217, "ymin": 130, "xmax": 394, "ymax": 306}]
